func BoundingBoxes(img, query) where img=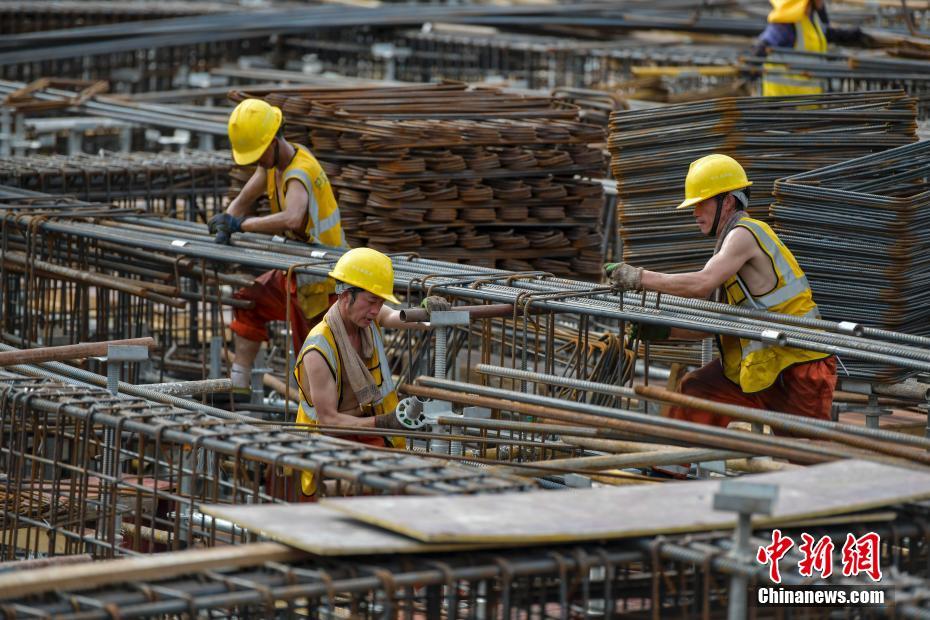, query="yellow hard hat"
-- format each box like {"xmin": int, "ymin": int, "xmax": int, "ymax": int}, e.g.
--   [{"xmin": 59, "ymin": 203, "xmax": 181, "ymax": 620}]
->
[
  {"xmin": 228, "ymin": 99, "xmax": 283, "ymax": 165},
  {"xmin": 329, "ymin": 248, "xmax": 400, "ymax": 304},
  {"xmin": 768, "ymin": 0, "xmax": 808, "ymax": 23},
  {"xmin": 677, "ymin": 154, "xmax": 753, "ymax": 210}
]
